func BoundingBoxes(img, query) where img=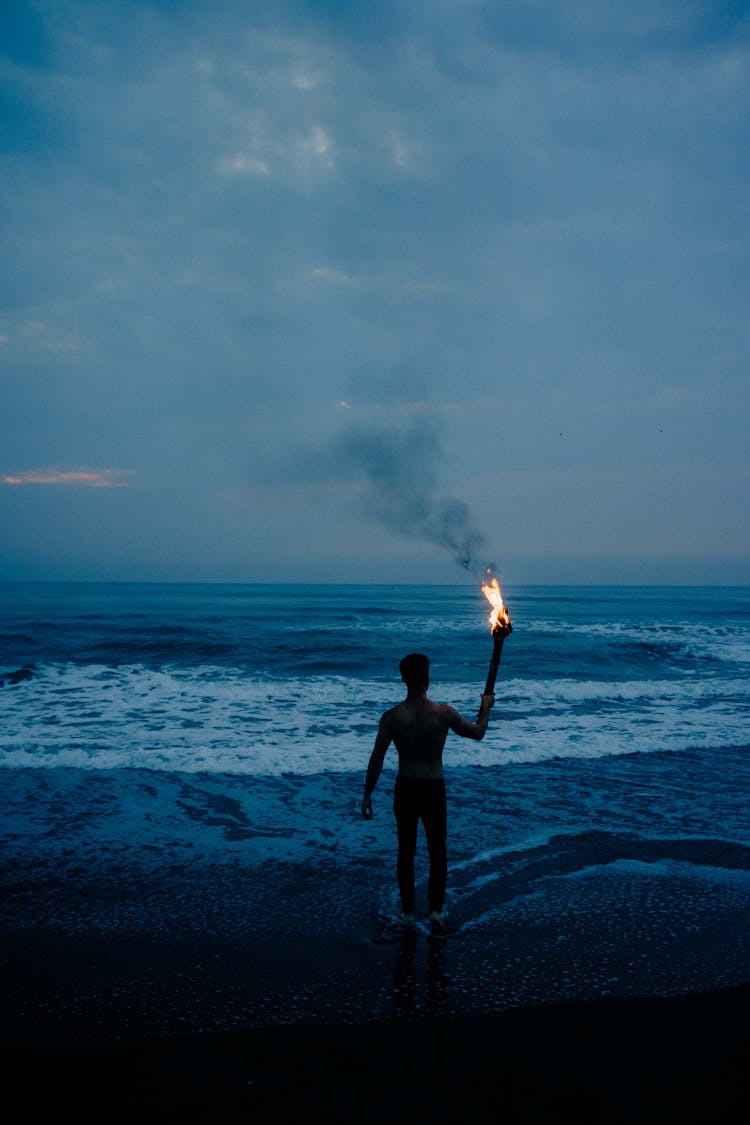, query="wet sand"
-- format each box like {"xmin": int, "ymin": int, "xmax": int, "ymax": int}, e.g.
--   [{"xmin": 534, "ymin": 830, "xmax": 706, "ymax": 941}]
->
[
  {"xmin": 3, "ymin": 763, "xmax": 749, "ymax": 1120},
  {"xmin": 8, "ymin": 983, "xmax": 750, "ymax": 1122},
  {"xmin": 4, "ymin": 881, "xmax": 750, "ymax": 1122}
]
